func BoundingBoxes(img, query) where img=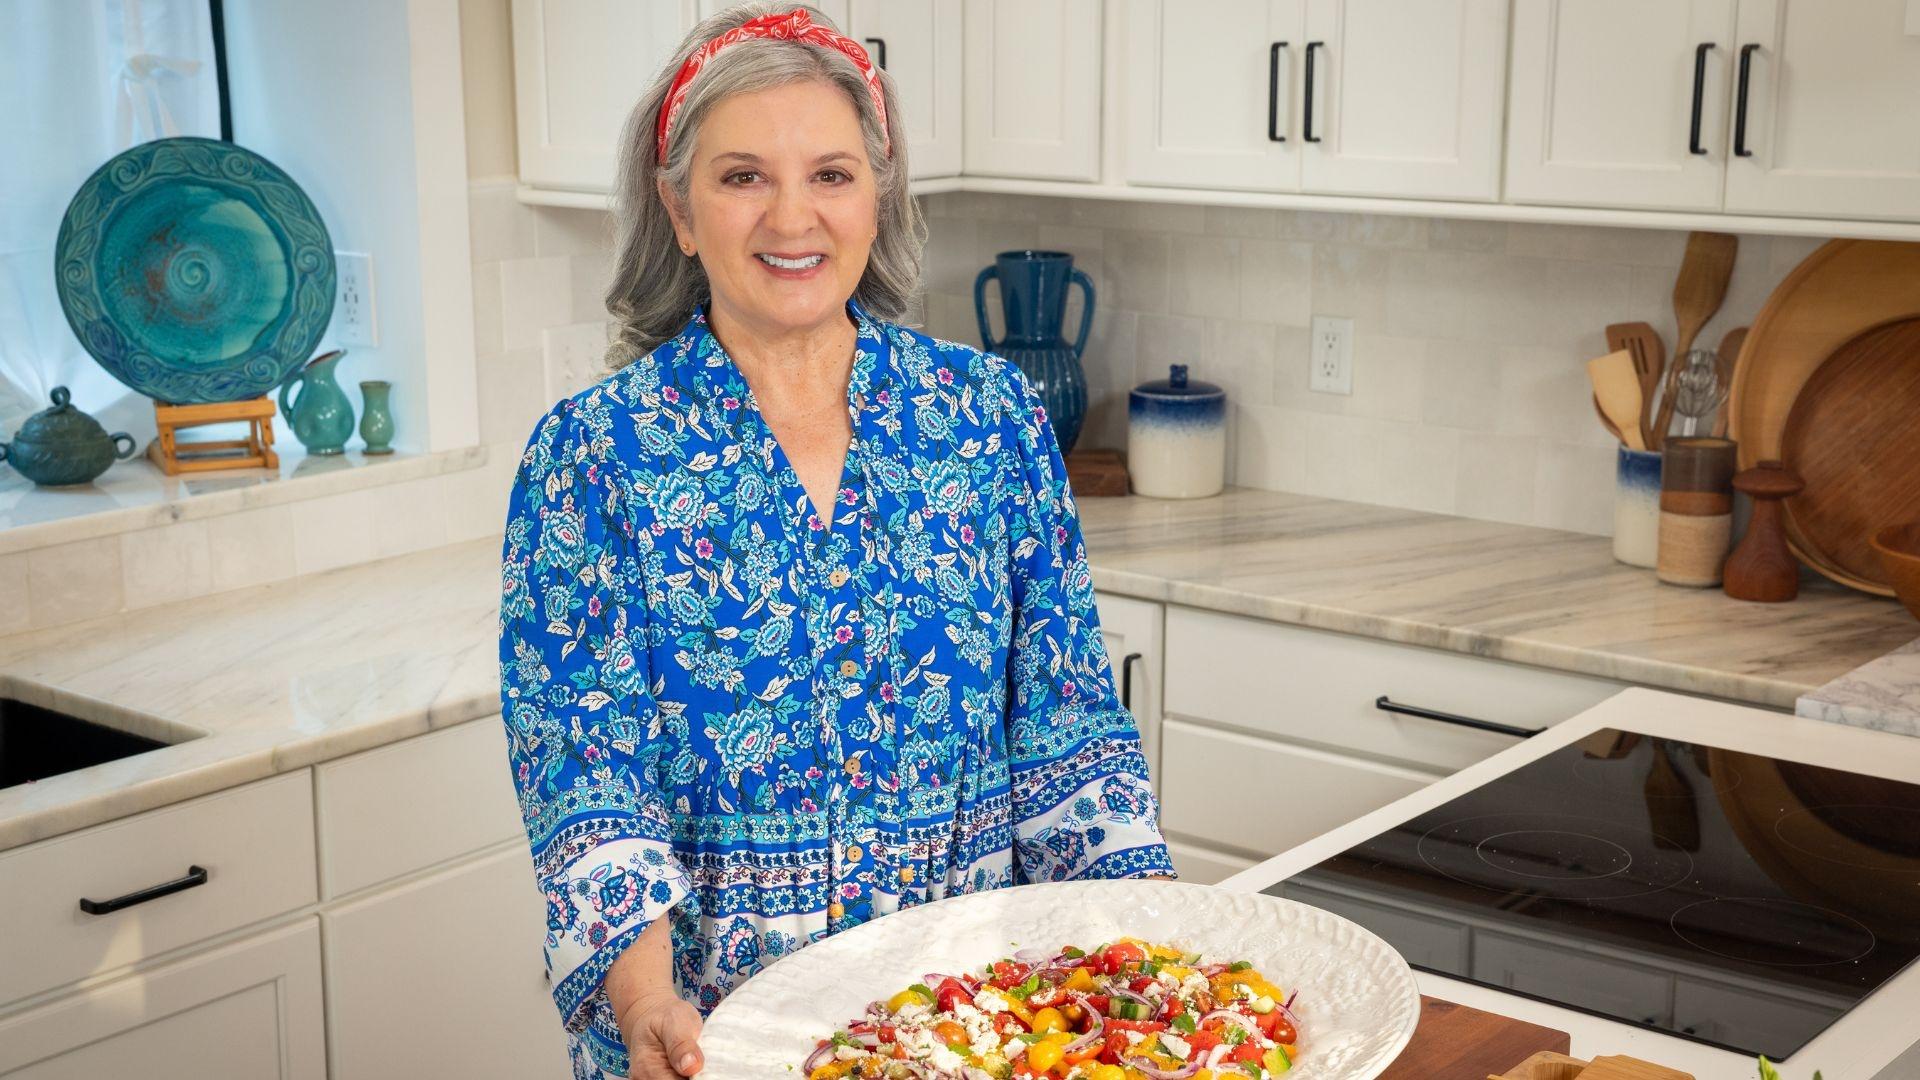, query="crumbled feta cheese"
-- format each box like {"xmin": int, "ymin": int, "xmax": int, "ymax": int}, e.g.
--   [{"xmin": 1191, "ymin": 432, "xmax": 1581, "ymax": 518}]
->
[
  {"xmin": 1122, "ymin": 1030, "xmax": 1148, "ymax": 1047},
  {"xmin": 1180, "ymin": 972, "xmax": 1210, "ymax": 995},
  {"xmin": 973, "ymin": 988, "xmax": 1010, "ymax": 1014},
  {"xmin": 834, "ymin": 1045, "xmax": 864, "ymax": 1060},
  {"xmin": 1159, "ymin": 1033, "xmax": 1191, "ymax": 1059},
  {"xmin": 1155, "ymin": 970, "xmax": 1180, "ymax": 988}
]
